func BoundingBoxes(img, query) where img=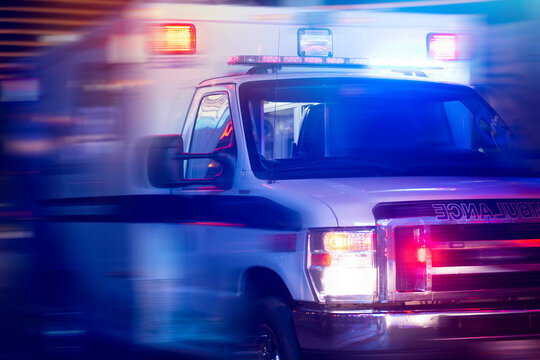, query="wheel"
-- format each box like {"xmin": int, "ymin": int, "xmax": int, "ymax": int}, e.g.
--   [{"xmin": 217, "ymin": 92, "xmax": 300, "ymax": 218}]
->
[{"xmin": 249, "ymin": 297, "xmax": 302, "ymax": 360}]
